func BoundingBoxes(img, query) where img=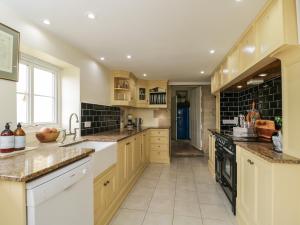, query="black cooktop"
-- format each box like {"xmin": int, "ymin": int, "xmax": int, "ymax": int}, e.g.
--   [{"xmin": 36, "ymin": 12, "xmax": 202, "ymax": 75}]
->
[{"xmin": 214, "ymin": 130, "xmax": 272, "ymax": 143}]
